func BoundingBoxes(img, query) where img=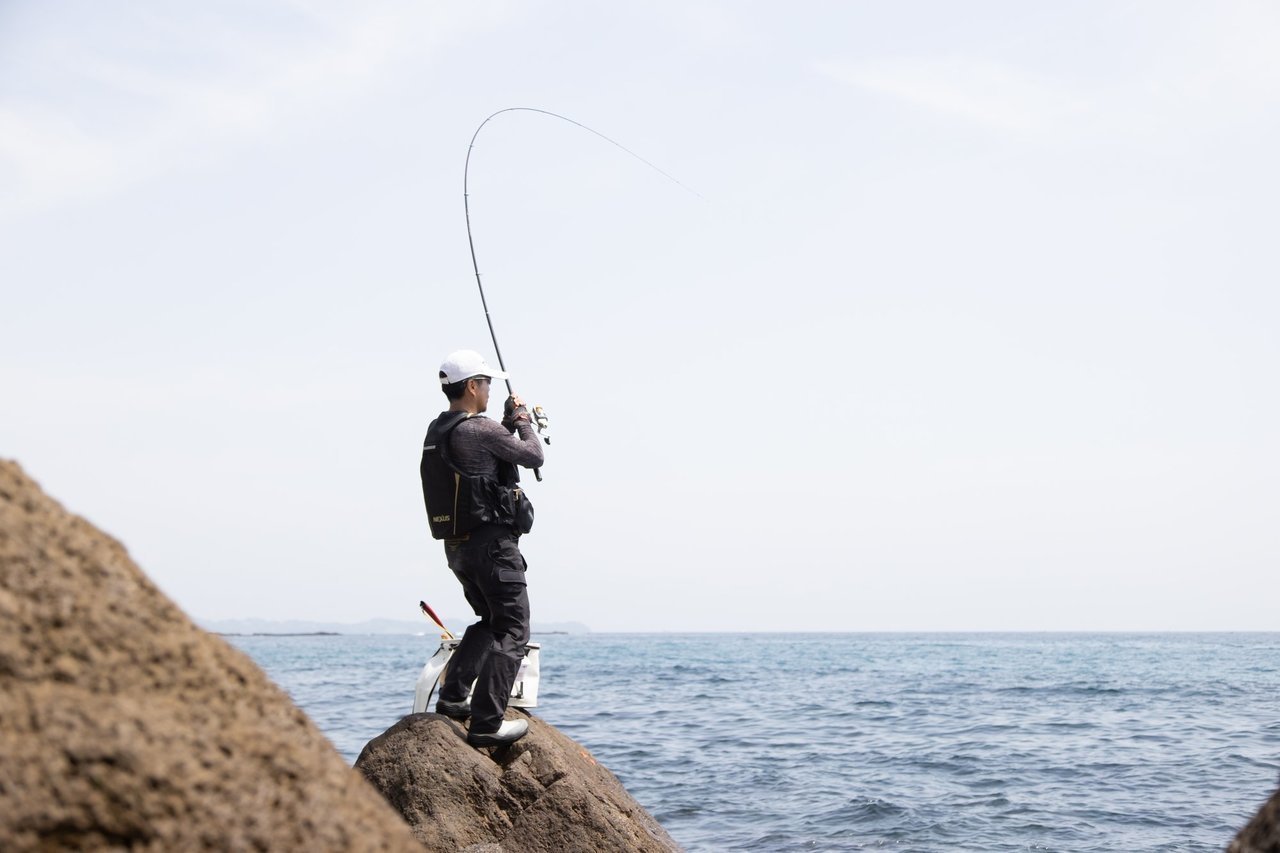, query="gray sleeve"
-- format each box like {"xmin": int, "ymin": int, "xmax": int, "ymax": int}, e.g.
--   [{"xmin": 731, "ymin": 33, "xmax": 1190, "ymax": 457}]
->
[{"xmin": 471, "ymin": 416, "xmax": 545, "ymax": 468}]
